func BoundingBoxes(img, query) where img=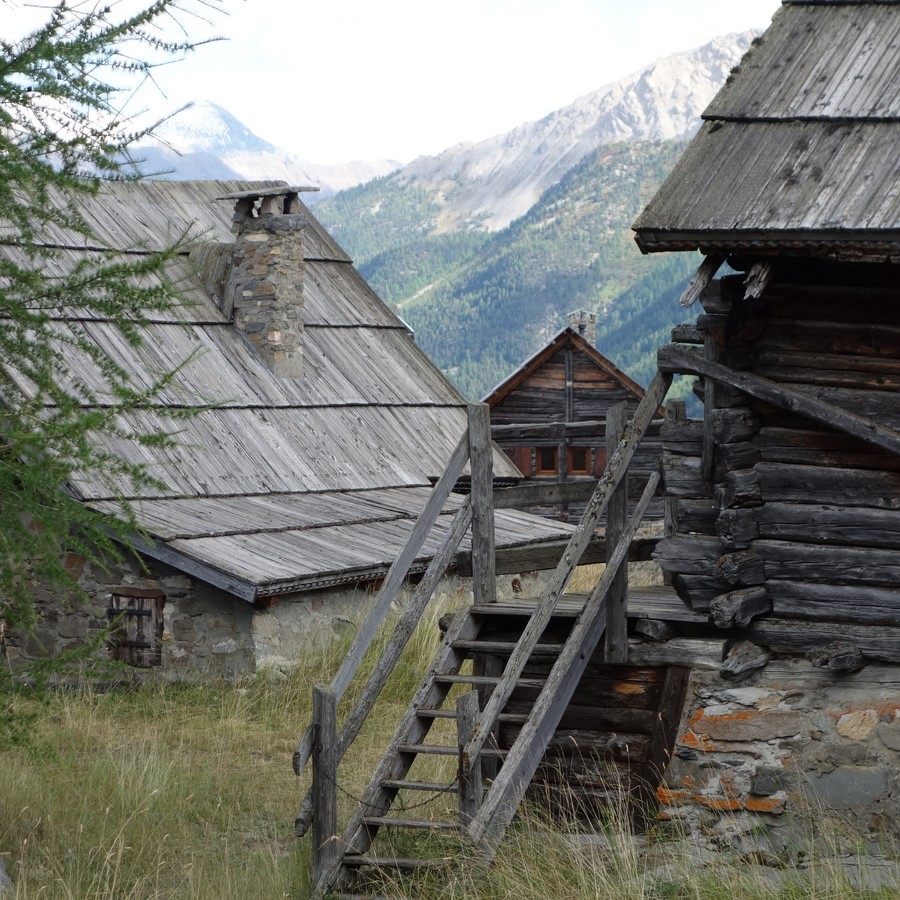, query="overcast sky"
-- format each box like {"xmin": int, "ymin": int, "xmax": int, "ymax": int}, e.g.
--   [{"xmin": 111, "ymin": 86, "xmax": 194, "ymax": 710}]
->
[{"xmin": 9, "ymin": 0, "xmax": 783, "ymax": 164}]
